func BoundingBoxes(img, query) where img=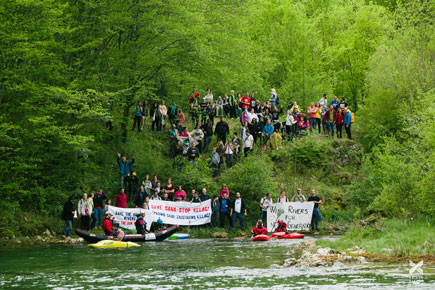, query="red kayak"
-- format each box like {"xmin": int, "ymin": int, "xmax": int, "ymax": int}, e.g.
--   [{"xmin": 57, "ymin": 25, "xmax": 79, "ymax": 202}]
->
[
  {"xmin": 278, "ymin": 232, "xmax": 304, "ymax": 239},
  {"xmin": 270, "ymin": 232, "xmax": 286, "ymax": 238},
  {"xmin": 252, "ymin": 234, "xmax": 270, "ymax": 241}
]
